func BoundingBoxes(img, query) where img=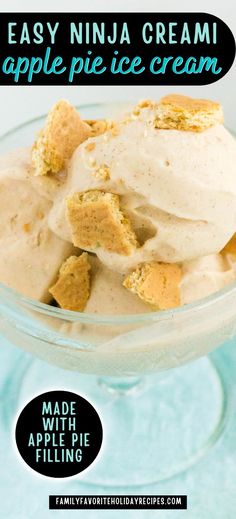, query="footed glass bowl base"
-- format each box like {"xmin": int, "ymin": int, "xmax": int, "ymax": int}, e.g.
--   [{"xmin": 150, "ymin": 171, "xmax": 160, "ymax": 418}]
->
[{"xmin": 6, "ymin": 355, "xmax": 227, "ymax": 487}]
